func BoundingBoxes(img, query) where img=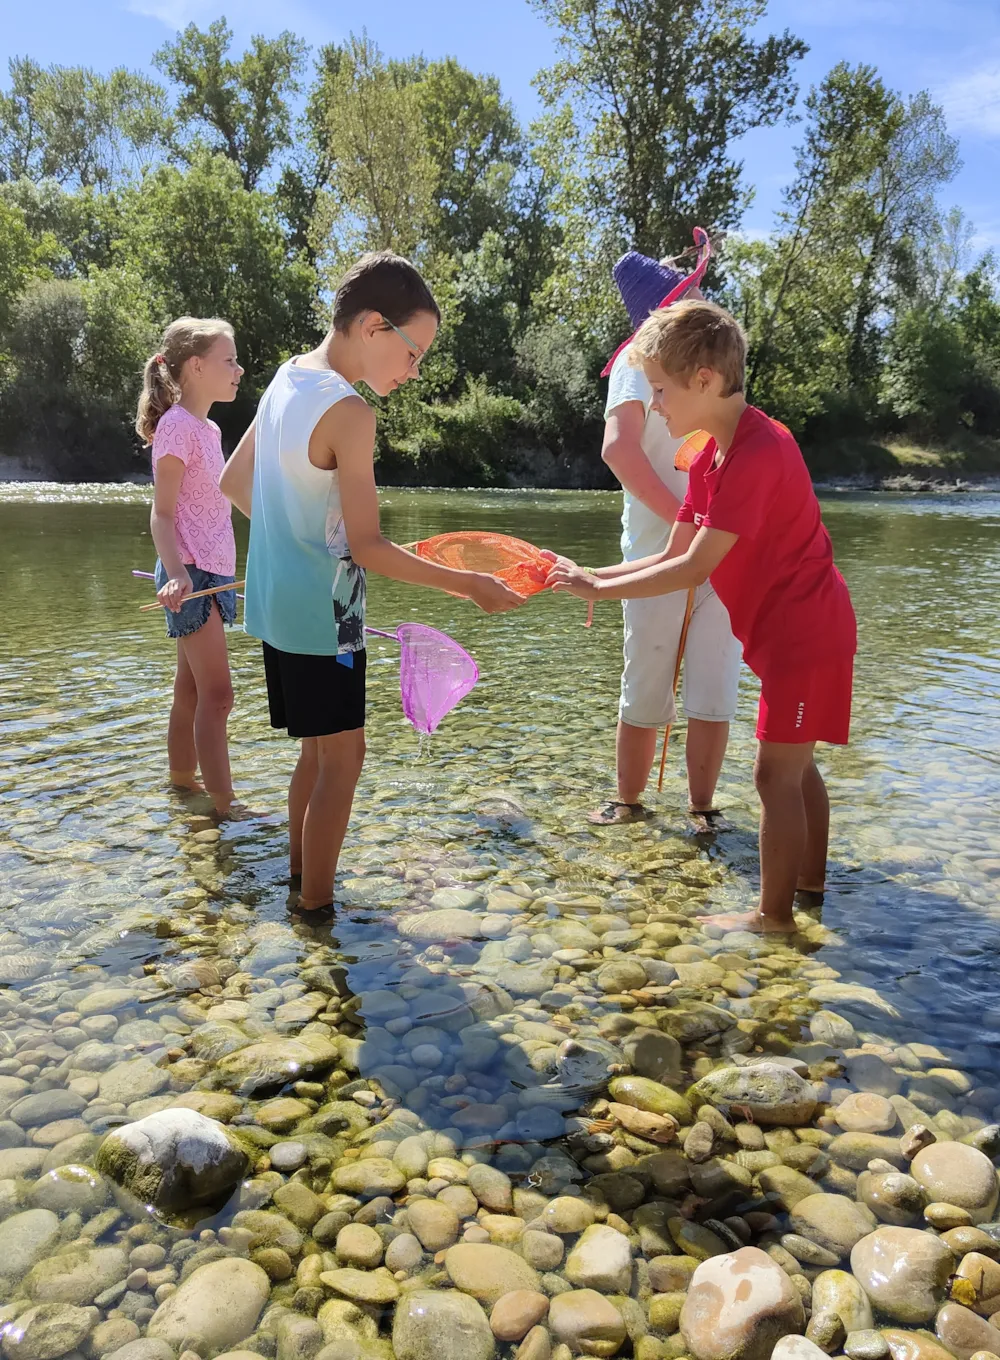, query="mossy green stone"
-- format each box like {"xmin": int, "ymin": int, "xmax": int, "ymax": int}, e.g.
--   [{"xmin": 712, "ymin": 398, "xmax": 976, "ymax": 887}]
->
[
  {"xmin": 666, "ymin": 1218, "xmax": 729, "ymax": 1261},
  {"xmin": 608, "ymin": 1077, "xmax": 692, "ymax": 1124},
  {"xmin": 648, "ymin": 1293, "xmax": 686, "ymax": 1335}
]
